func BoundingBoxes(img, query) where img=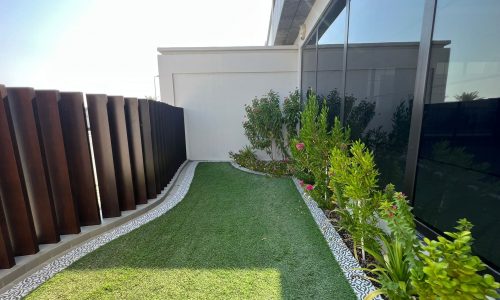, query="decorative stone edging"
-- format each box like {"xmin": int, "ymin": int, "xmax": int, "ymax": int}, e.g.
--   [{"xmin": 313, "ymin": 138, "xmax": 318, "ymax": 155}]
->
[
  {"xmin": 0, "ymin": 161, "xmax": 198, "ymax": 300},
  {"xmin": 230, "ymin": 162, "xmax": 379, "ymax": 300}
]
